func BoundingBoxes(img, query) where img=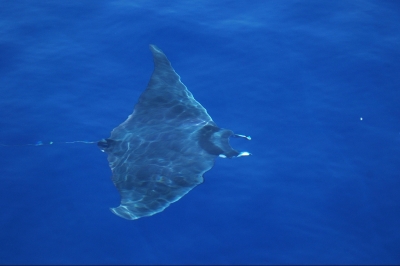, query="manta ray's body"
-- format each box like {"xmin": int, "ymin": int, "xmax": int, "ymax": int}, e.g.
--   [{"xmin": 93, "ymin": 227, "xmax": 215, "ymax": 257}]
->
[{"xmin": 98, "ymin": 45, "xmax": 250, "ymax": 220}]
